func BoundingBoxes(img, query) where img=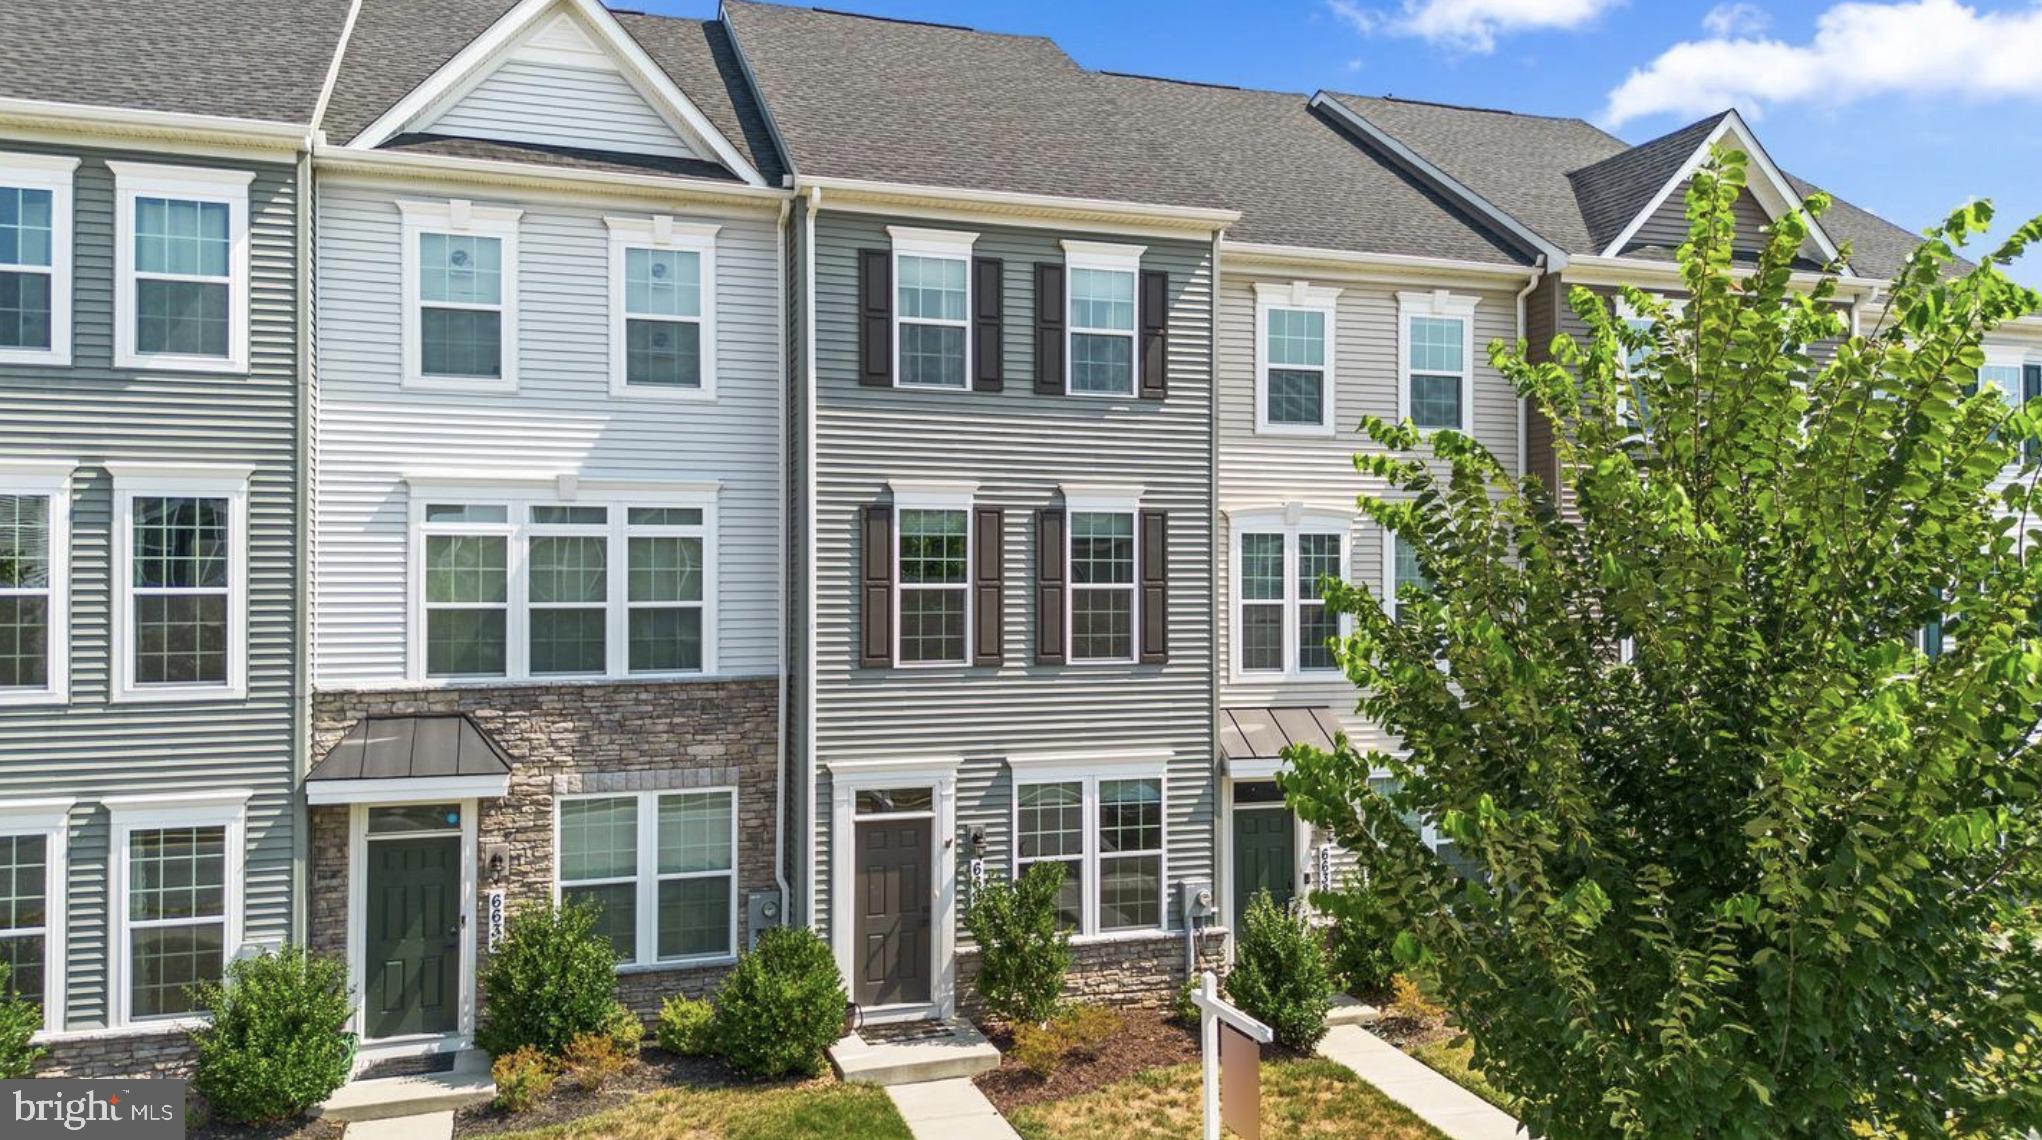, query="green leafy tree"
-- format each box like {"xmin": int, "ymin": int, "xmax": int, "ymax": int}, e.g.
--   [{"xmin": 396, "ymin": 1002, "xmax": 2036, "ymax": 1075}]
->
[{"xmin": 1283, "ymin": 149, "xmax": 2042, "ymax": 1138}]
